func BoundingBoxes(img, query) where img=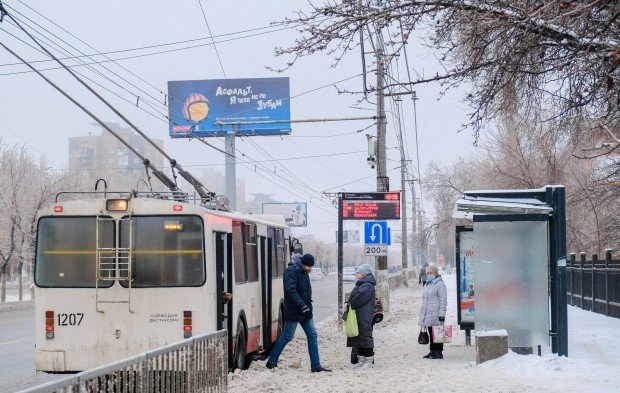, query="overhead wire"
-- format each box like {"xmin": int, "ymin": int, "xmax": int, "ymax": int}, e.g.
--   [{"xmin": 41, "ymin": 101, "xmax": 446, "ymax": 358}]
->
[
  {"xmin": 2, "ymin": 0, "xmax": 297, "ymax": 69},
  {"xmin": 0, "ymin": 1, "xmax": 375, "ymax": 212},
  {"xmin": 190, "ymin": 0, "xmax": 334, "ymax": 212}
]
